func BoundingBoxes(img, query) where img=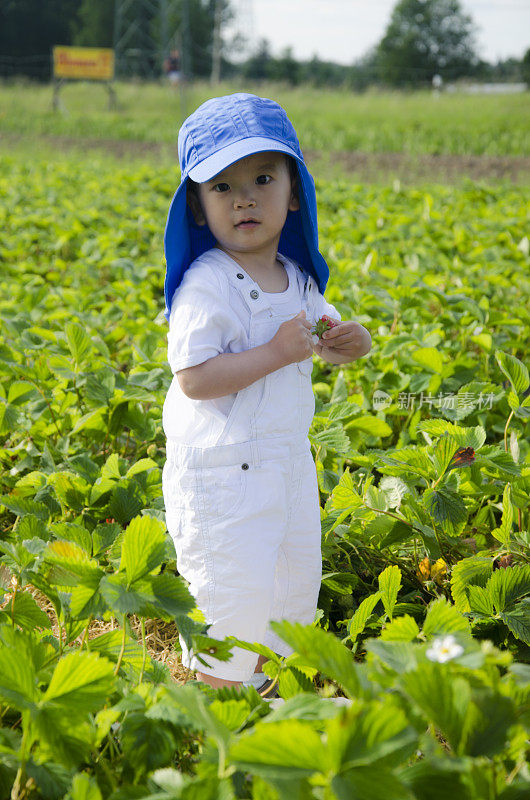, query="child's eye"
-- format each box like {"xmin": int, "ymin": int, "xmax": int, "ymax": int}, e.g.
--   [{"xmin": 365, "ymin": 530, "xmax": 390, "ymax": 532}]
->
[
  {"xmin": 256, "ymin": 174, "xmax": 272, "ymax": 185},
  {"xmin": 212, "ymin": 182, "xmax": 230, "ymax": 192}
]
